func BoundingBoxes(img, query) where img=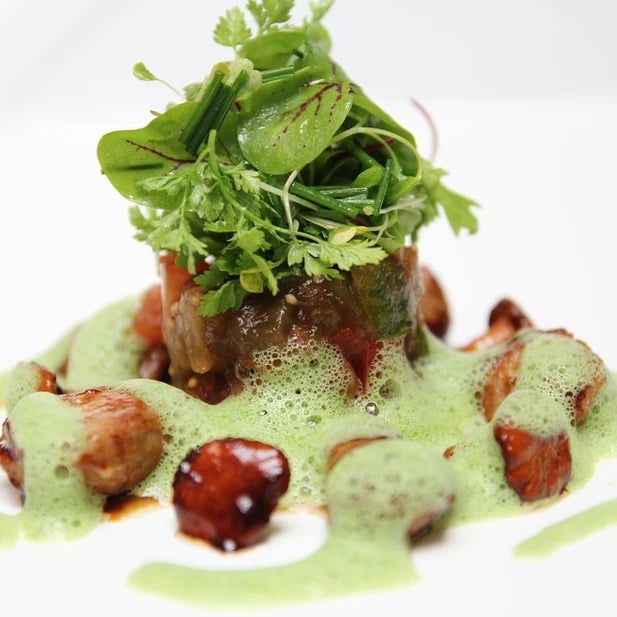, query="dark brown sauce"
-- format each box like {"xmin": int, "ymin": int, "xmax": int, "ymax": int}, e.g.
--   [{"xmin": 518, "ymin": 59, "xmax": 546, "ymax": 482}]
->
[{"xmin": 104, "ymin": 495, "xmax": 160, "ymax": 521}]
